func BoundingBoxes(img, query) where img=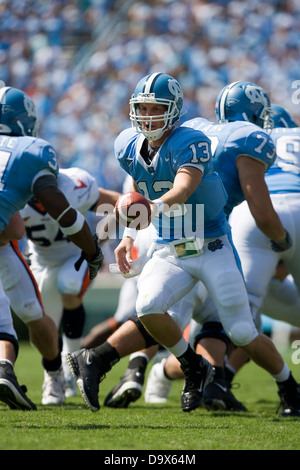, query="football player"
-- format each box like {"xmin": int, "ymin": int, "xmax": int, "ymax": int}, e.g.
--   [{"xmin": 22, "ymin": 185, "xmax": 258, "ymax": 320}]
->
[
  {"xmin": 0, "ymin": 167, "xmax": 120, "ymax": 404},
  {"xmin": 225, "ymin": 104, "xmax": 300, "ymax": 400},
  {"xmin": 146, "ymin": 89, "xmax": 300, "ymax": 416},
  {"xmin": 0, "ymin": 86, "xmax": 103, "ymax": 410},
  {"xmin": 66, "ymin": 74, "xmax": 299, "ymax": 417}
]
